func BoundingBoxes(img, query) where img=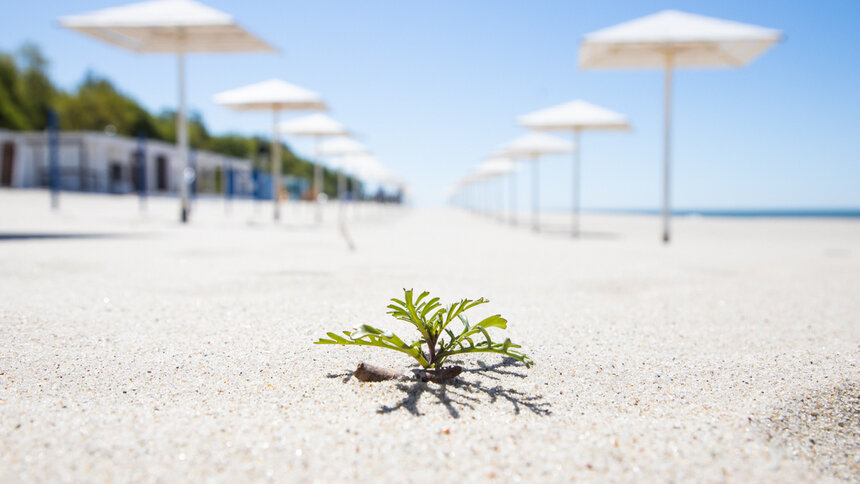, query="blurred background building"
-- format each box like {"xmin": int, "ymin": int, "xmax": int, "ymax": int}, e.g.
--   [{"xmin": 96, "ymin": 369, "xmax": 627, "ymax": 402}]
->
[{"xmin": 0, "ymin": 129, "xmax": 254, "ymax": 196}]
